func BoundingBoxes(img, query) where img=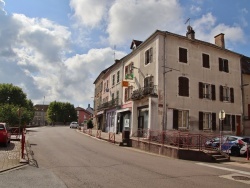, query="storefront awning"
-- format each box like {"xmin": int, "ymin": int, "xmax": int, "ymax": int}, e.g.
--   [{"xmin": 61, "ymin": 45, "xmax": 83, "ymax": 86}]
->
[
  {"xmin": 116, "ymin": 108, "xmax": 131, "ymax": 113},
  {"xmin": 97, "ymin": 110, "xmax": 104, "ymax": 115}
]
